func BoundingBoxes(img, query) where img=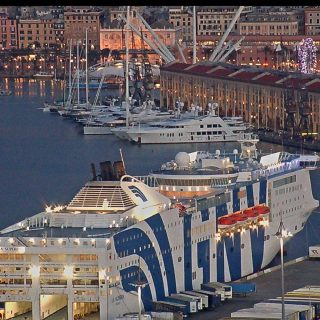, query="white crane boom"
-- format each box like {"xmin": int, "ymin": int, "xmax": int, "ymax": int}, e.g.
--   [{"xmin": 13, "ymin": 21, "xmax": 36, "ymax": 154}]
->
[
  {"xmin": 219, "ymin": 36, "xmax": 244, "ymax": 62},
  {"xmin": 193, "ymin": 6, "xmax": 196, "ymax": 64},
  {"xmin": 213, "ymin": 40, "xmax": 233, "ymax": 62},
  {"xmin": 176, "ymin": 41, "xmax": 187, "ymax": 63},
  {"xmin": 122, "ymin": 16, "xmax": 173, "ymax": 64},
  {"xmin": 209, "ymin": 6, "xmax": 244, "ymax": 61},
  {"xmin": 135, "ymin": 10, "xmax": 176, "ymax": 62}
]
